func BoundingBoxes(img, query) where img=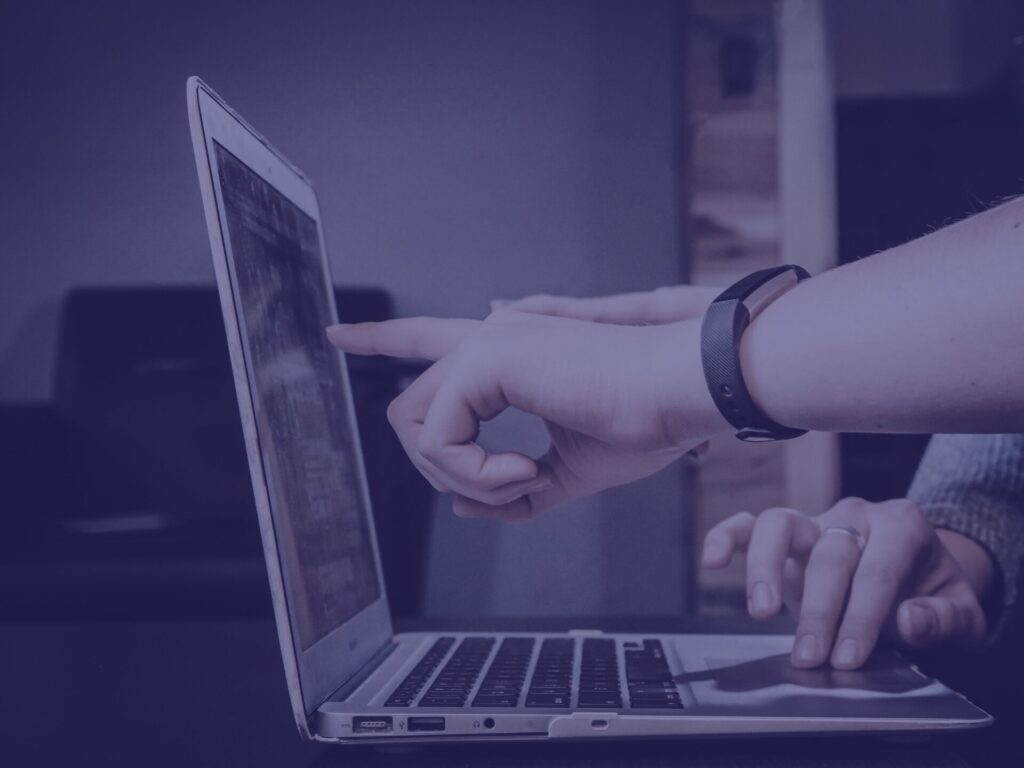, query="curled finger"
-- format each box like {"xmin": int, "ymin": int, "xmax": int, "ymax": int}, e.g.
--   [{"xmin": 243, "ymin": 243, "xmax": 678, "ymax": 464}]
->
[
  {"xmin": 702, "ymin": 512, "xmax": 757, "ymax": 569},
  {"xmin": 746, "ymin": 508, "xmax": 819, "ymax": 620},
  {"xmin": 417, "ymin": 352, "xmax": 541, "ymax": 501},
  {"xmin": 385, "ymin": 361, "xmax": 454, "ymax": 492}
]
